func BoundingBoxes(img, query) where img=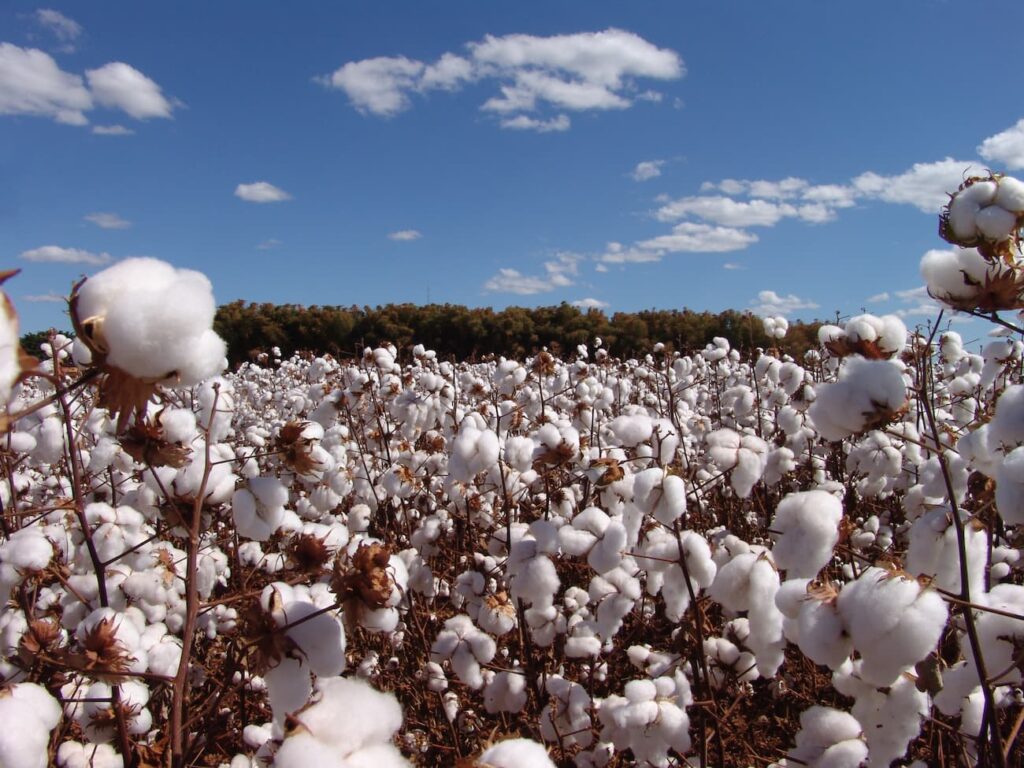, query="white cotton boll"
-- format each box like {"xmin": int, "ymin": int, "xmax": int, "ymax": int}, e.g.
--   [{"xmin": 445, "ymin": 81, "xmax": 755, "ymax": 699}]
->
[
  {"xmin": 809, "ymin": 358, "xmax": 907, "ymax": 441},
  {"xmin": 289, "ymin": 676, "xmax": 404, "ymax": 754},
  {"xmin": 450, "ymin": 427, "xmax": 500, "ymax": 482},
  {"xmin": 483, "ymin": 671, "xmax": 528, "ymax": 715},
  {"xmin": 770, "ymin": 490, "xmax": 842, "ymax": 578},
  {"xmin": 606, "ymin": 414, "xmax": 653, "ymax": 447},
  {"xmin": 787, "ymin": 706, "xmax": 866, "ymax": 768},
  {"xmin": 265, "ymin": 657, "xmax": 312, "ymax": 727},
  {"xmin": 905, "ymin": 509, "xmax": 986, "ymax": 594},
  {"xmin": 850, "ymin": 674, "xmax": 928, "ymax": 767},
  {"xmin": 56, "ymin": 741, "xmax": 123, "ymax": 768},
  {"xmin": 996, "ymin": 445, "xmax": 1024, "ymax": 524},
  {"xmin": 975, "ymin": 204, "xmax": 1018, "ymax": 240},
  {"xmin": 503, "ymin": 435, "xmax": 535, "ymax": 472},
  {"xmin": 277, "ymin": 601, "xmax": 346, "ymax": 677},
  {"xmin": 0, "ymin": 682, "xmax": 62, "ymax": 768},
  {"xmin": 995, "ymin": 175, "xmax": 1024, "ymax": 211},
  {"xmin": 78, "ymin": 258, "xmax": 227, "ymax": 384},
  {"xmin": 477, "ymin": 738, "xmax": 556, "ymax": 768},
  {"xmin": 233, "ymin": 476, "xmax": 288, "ymax": 541},
  {"xmin": 836, "ymin": 567, "xmax": 948, "ymax": 686}
]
